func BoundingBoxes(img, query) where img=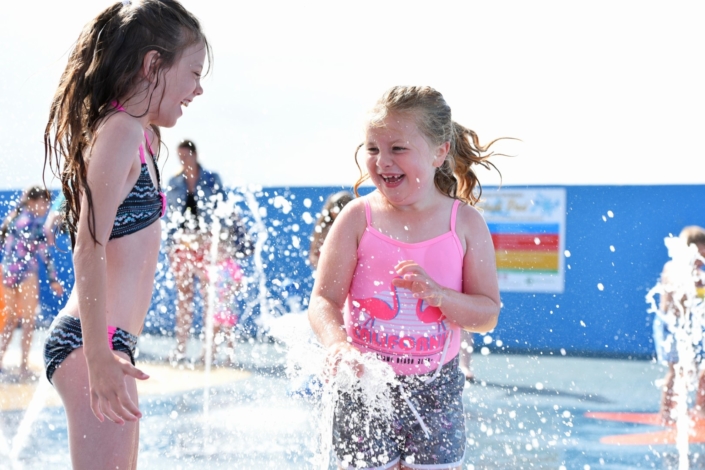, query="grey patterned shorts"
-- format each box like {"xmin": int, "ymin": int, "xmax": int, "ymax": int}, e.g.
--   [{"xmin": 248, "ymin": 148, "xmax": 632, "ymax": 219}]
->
[{"xmin": 333, "ymin": 355, "xmax": 466, "ymax": 469}]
